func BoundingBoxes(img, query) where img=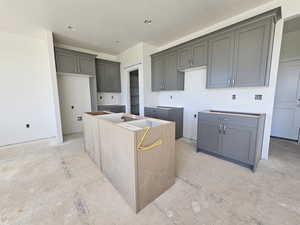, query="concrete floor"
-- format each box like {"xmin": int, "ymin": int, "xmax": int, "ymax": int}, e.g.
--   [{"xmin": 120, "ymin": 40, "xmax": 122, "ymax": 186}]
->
[{"xmin": 0, "ymin": 135, "xmax": 299, "ymax": 225}]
